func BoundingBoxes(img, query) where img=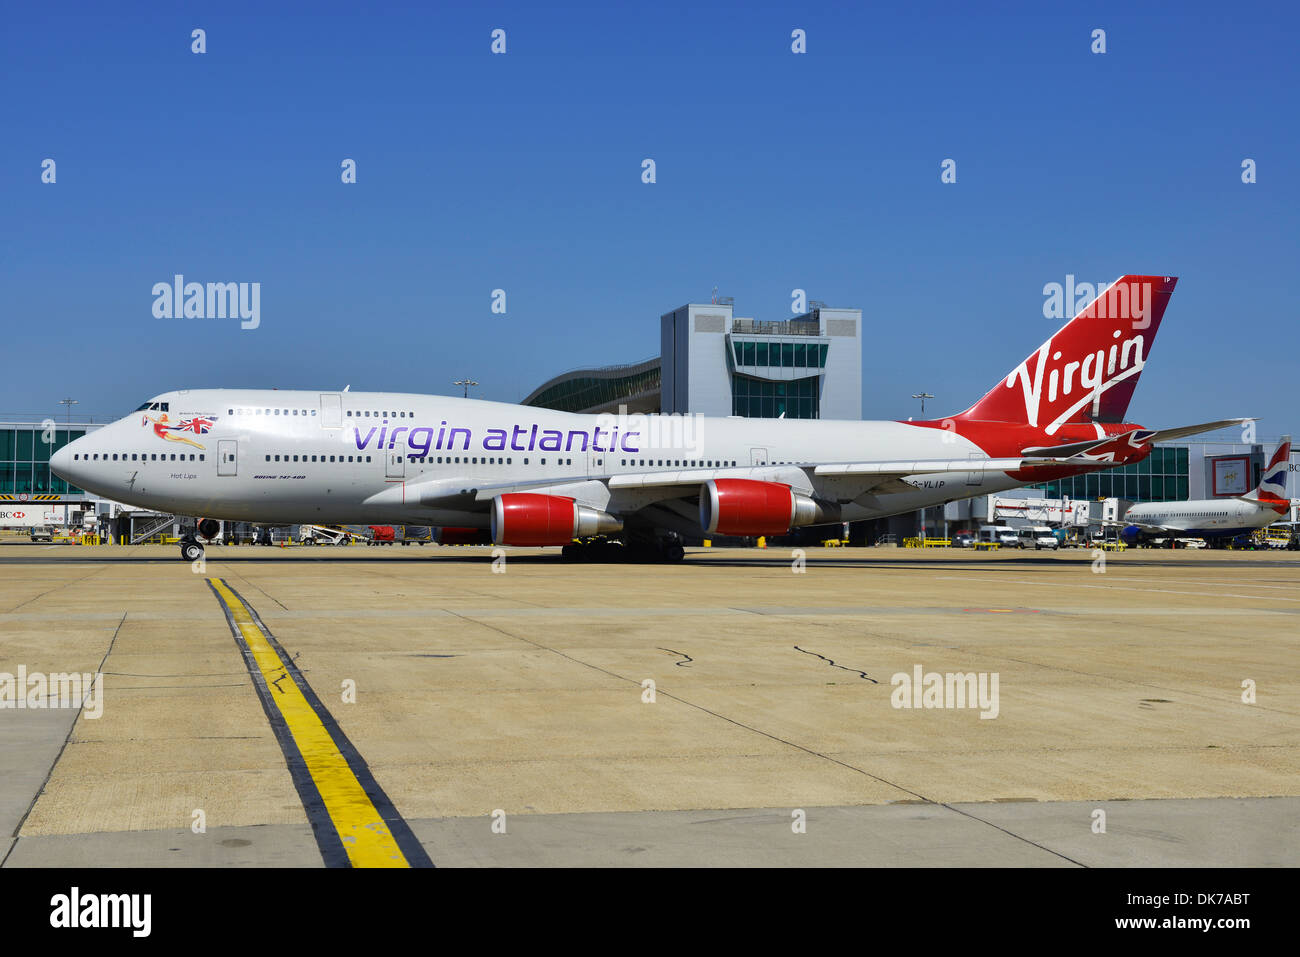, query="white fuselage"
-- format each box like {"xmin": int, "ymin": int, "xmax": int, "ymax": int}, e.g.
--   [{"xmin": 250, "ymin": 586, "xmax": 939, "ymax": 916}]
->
[
  {"xmin": 1124, "ymin": 498, "xmax": 1283, "ymax": 538},
  {"xmin": 53, "ymin": 389, "xmax": 1034, "ymax": 530}
]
